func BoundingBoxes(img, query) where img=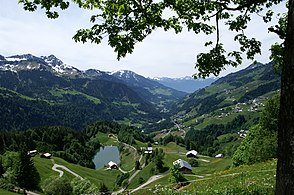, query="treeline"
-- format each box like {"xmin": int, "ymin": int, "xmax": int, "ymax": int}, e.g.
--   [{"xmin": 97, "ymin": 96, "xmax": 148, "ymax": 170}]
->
[
  {"xmin": 0, "ymin": 126, "xmax": 99, "ymax": 168},
  {"xmin": 184, "ymin": 115, "xmax": 247, "ymax": 156},
  {"xmin": 0, "ymin": 120, "xmax": 150, "ymax": 169}
]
